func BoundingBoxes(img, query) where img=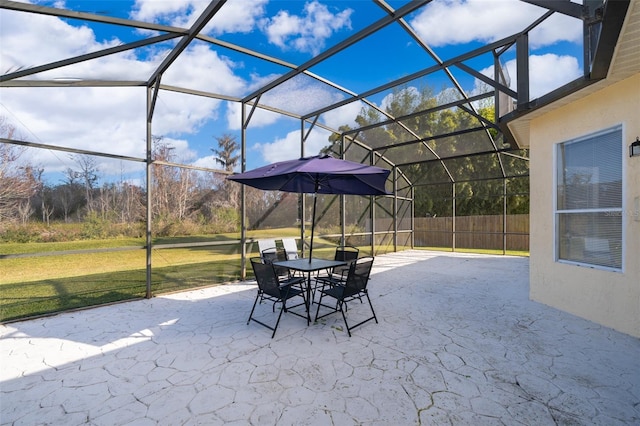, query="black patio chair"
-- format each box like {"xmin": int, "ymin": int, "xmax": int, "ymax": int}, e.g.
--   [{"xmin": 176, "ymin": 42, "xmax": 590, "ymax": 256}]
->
[
  {"xmin": 314, "ymin": 245, "xmax": 360, "ymax": 293},
  {"xmin": 261, "ymin": 247, "xmax": 291, "ymax": 278},
  {"xmin": 248, "ymin": 257, "xmax": 307, "ymax": 338},
  {"xmin": 314, "ymin": 256, "xmax": 377, "ymax": 337}
]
